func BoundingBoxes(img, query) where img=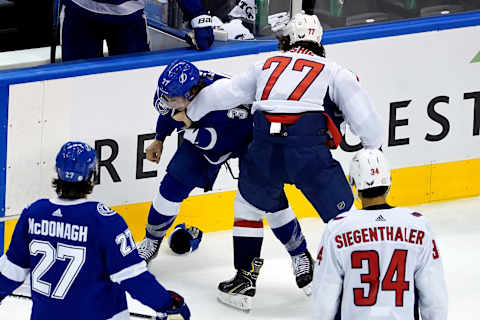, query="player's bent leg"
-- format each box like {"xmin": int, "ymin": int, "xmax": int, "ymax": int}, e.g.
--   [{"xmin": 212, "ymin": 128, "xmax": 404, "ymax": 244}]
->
[
  {"xmin": 265, "ymin": 208, "xmax": 314, "ymax": 295},
  {"xmin": 298, "ymin": 159, "xmax": 354, "ymax": 222},
  {"xmin": 218, "ymin": 191, "xmax": 265, "ymax": 311},
  {"xmin": 138, "ymin": 174, "xmax": 193, "ymax": 263}
]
